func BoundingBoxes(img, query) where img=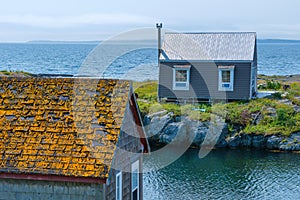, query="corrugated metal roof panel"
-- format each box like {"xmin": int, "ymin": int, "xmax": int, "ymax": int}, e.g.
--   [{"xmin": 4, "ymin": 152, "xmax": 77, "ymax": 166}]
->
[{"xmin": 161, "ymin": 32, "xmax": 256, "ymax": 61}]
